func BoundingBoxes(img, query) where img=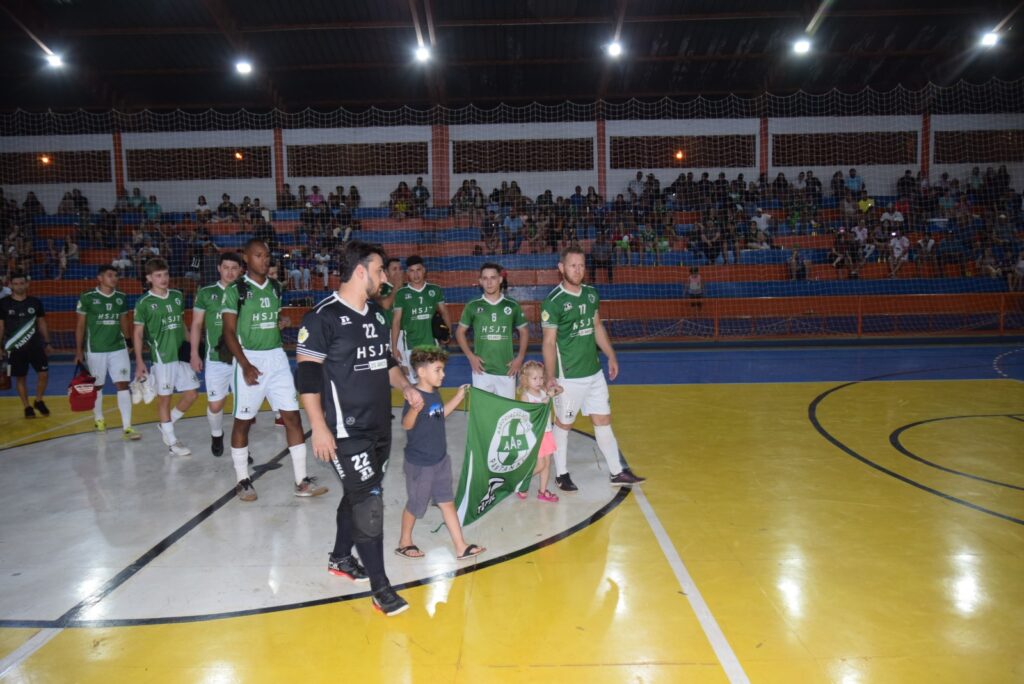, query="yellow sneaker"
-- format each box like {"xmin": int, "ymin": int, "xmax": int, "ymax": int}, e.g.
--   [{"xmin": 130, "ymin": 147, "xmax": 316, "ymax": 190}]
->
[
  {"xmin": 94, "ymin": 419, "xmax": 106, "ymax": 433},
  {"xmin": 123, "ymin": 427, "xmax": 142, "ymax": 441}
]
